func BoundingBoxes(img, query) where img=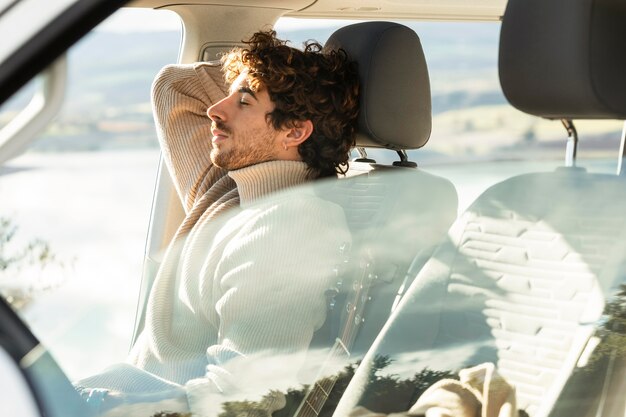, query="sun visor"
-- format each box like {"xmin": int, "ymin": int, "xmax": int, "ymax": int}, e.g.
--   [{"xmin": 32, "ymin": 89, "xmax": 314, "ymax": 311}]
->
[
  {"xmin": 499, "ymin": 0, "xmax": 626, "ymax": 119},
  {"xmin": 325, "ymin": 22, "xmax": 432, "ymax": 150}
]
